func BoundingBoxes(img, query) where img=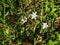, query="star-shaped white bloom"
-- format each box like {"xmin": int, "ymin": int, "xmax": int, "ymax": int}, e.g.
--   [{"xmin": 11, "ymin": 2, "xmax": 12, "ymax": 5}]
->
[
  {"xmin": 30, "ymin": 12, "xmax": 37, "ymax": 20},
  {"xmin": 21, "ymin": 16, "xmax": 27, "ymax": 24},
  {"xmin": 42, "ymin": 23, "xmax": 48, "ymax": 29}
]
